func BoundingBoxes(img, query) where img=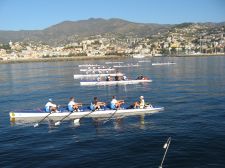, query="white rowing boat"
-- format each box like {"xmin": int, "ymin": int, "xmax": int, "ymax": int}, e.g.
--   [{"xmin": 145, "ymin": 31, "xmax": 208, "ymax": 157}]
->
[
  {"xmin": 105, "ymin": 61, "xmax": 124, "ymax": 64},
  {"xmin": 138, "ymin": 60, "xmax": 151, "ymax": 63},
  {"xmin": 10, "ymin": 106, "xmax": 164, "ymax": 122},
  {"xmin": 152, "ymin": 62, "xmax": 176, "ymax": 66},
  {"xmin": 80, "ymin": 79, "xmax": 152, "ymax": 86},
  {"xmin": 80, "ymin": 68, "xmax": 115, "ymax": 72},
  {"xmin": 133, "ymin": 54, "xmax": 145, "ymax": 58},
  {"xmin": 74, "ymin": 73, "xmax": 124, "ymax": 79},
  {"xmin": 78, "ymin": 64, "xmax": 101, "ymax": 67},
  {"xmin": 113, "ymin": 64, "xmax": 140, "ymax": 68}
]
